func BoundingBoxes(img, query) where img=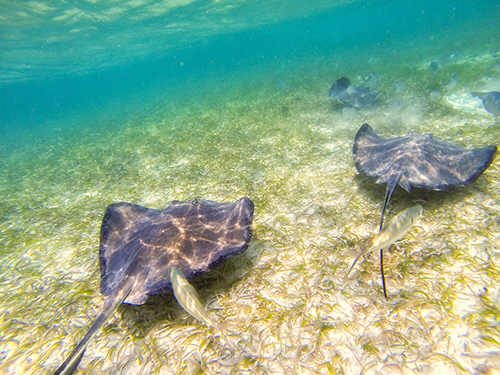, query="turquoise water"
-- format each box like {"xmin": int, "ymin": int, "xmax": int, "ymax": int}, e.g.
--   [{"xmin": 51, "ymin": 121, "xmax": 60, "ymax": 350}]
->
[{"xmin": 1, "ymin": 0, "xmax": 500, "ymax": 374}]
